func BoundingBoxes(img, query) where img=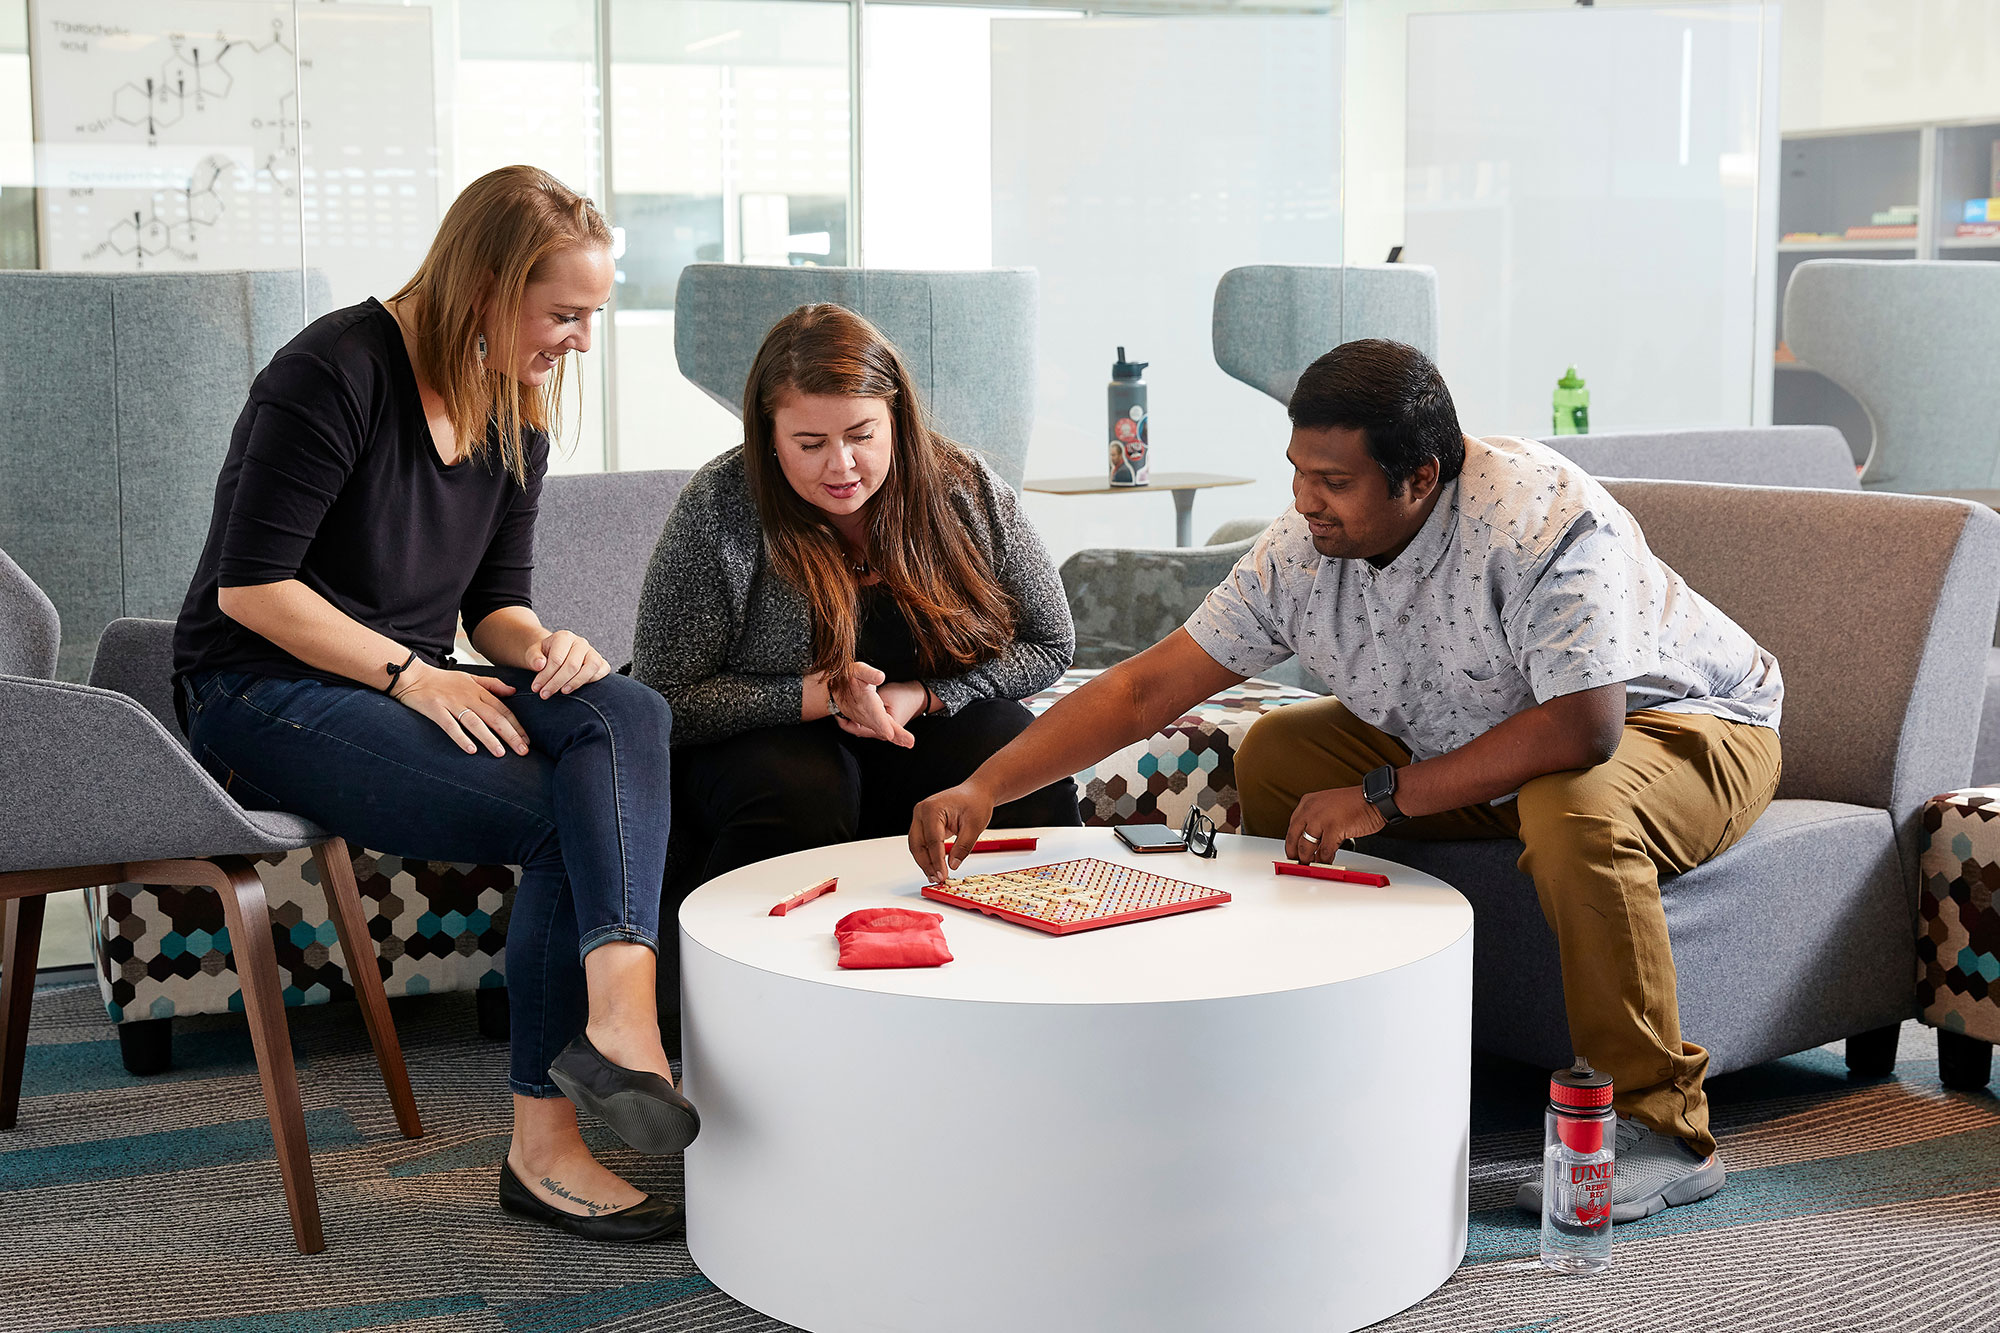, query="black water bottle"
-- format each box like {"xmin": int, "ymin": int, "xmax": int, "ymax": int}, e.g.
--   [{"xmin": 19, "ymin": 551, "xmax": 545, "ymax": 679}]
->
[{"xmin": 1108, "ymin": 347, "xmax": 1149, "ymax": 487}]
